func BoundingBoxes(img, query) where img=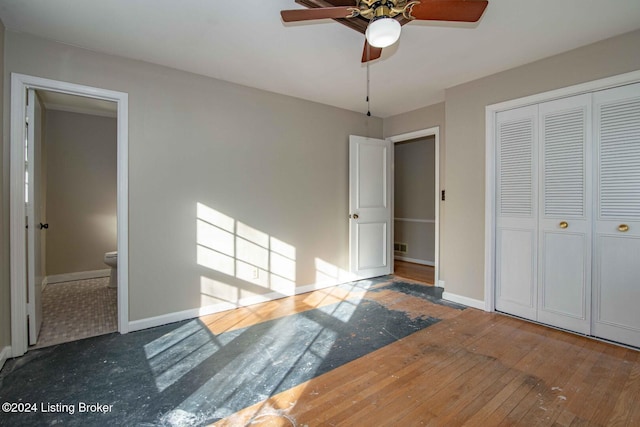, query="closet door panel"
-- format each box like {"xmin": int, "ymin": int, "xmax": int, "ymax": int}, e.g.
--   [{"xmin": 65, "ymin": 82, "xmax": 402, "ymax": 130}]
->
[
  {"xmin": 537, "ymin": 95, "xmax": 591, "ymax": 334},
  {"xmin": 593, "ymin": 82, "xmax": 640, "ymax": 348},
  {"xmin": 495, "ymin": 105, "xmax": 538, "ymax": 320},
  {"xmin": 496, "ymin": 228, "xmax": 536, "ymax": 317},
  {"xmin": 539, "ymin": 232, "xmax": 587, "ymax": 318},
  {"xmin": 594, "ymin": 235, "xmax": 640, "ymax": 342}
]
